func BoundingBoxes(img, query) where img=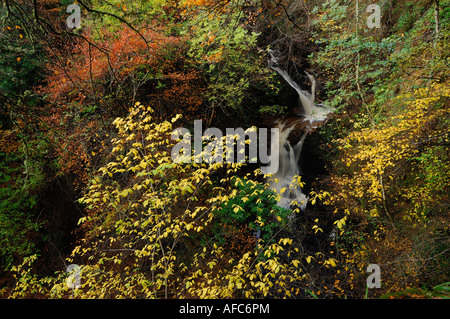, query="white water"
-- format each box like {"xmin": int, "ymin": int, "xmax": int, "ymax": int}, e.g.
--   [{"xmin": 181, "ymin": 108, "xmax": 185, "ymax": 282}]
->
[
  {"xmin": 267, "ymin": 121, "xmax": 308, "ymax": 211},
  {"xmin": 268, "ymin": 51, "xmax": 334, "ymax": 123},
  {"xmin": 266, "ymin": 51, "xmax": 334, "ymax": 210}
]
